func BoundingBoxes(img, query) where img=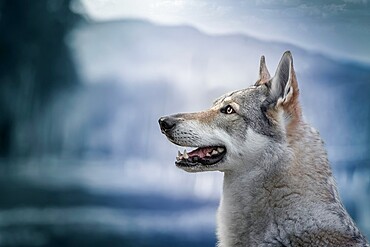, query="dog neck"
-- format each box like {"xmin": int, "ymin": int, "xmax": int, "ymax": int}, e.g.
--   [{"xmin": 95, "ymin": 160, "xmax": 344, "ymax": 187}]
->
[
  {"xmin": 216, "ymin": 123, "xmax": 344, "ymax": 247},
  {"xmin": 217, "ymin": 143, "xmax": 289, "ymax": 247}
]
